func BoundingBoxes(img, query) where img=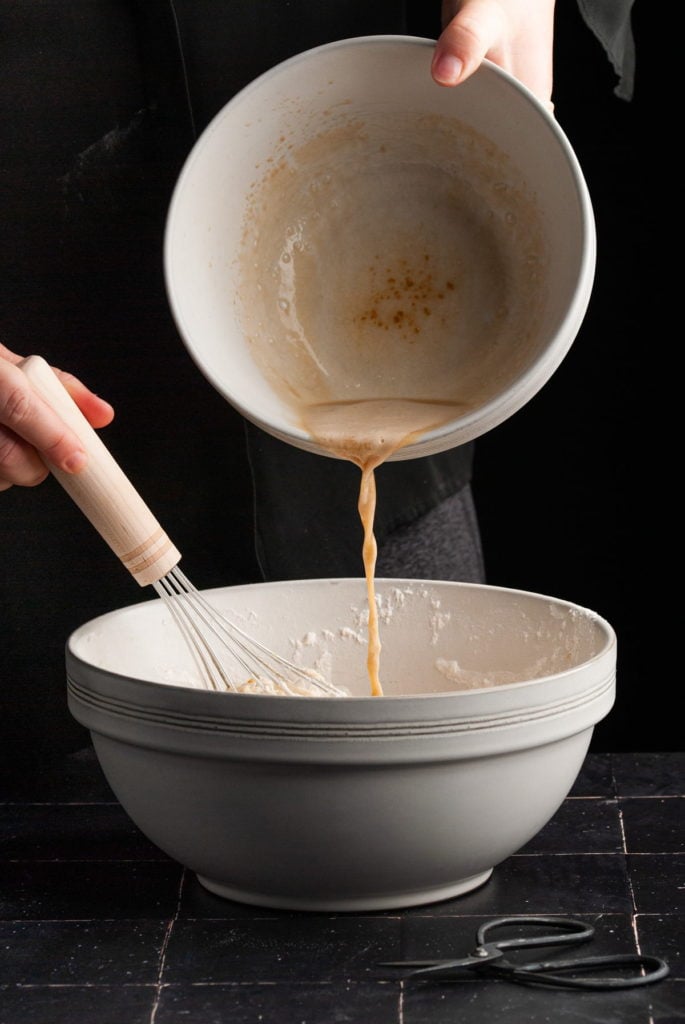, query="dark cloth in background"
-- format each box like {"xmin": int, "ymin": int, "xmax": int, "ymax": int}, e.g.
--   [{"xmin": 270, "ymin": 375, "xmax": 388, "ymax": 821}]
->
[{"xmin": 0, "ymin": 2, "xmax": 475, "ymax": 776}]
